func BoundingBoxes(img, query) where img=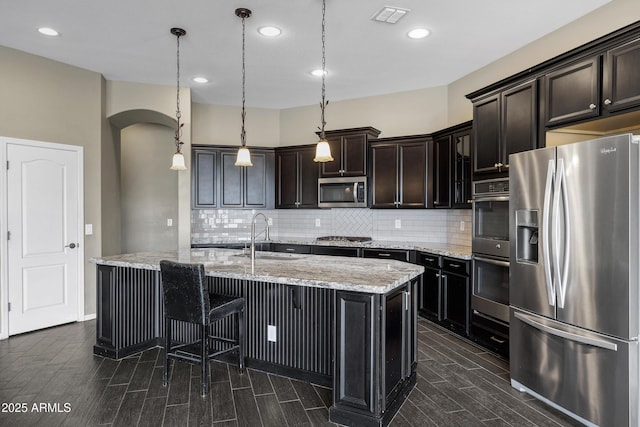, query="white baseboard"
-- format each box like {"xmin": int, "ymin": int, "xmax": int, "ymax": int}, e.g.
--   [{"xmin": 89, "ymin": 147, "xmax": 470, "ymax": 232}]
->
[{"xmin": 83, "ymin": 313, "xmax": 96, "ymax": 321}]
